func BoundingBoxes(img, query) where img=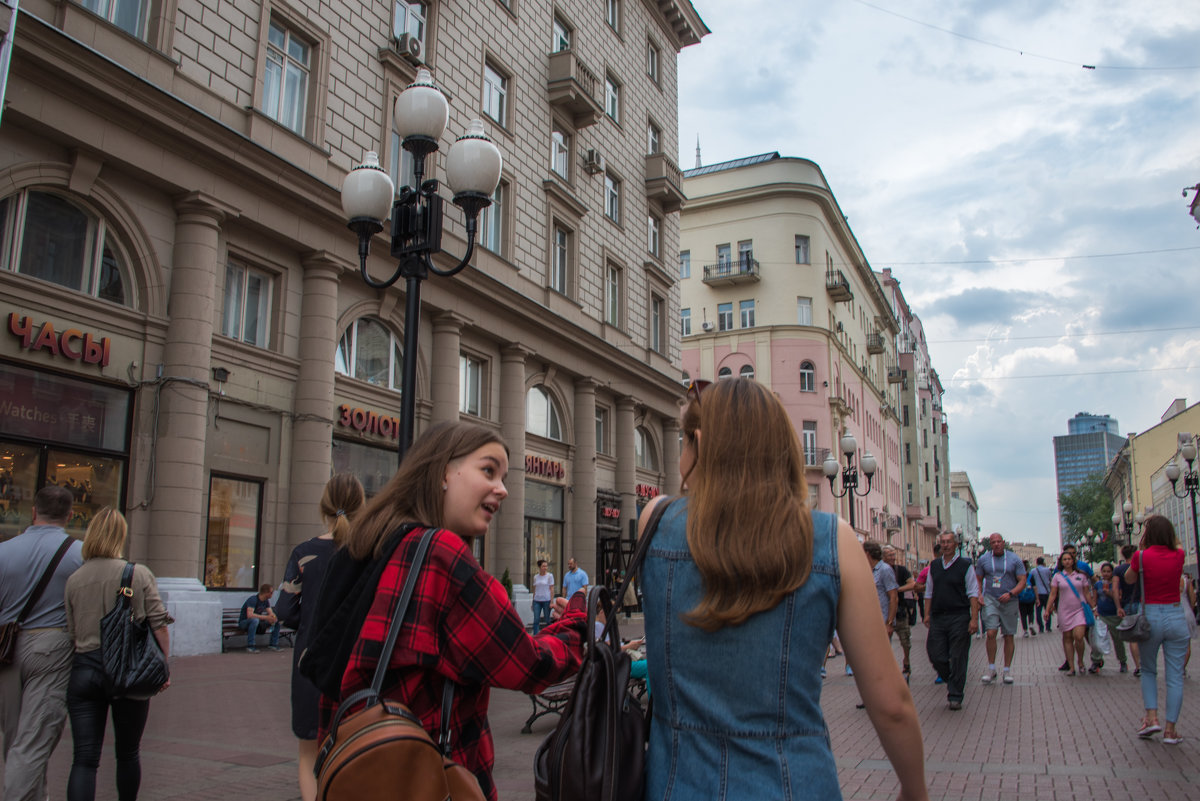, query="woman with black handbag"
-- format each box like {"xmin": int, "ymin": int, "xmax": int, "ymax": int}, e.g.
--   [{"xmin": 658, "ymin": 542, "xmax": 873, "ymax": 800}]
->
[{"xmin": 63, "ymin": 507, "xmax": 172, "ymax": 800}]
